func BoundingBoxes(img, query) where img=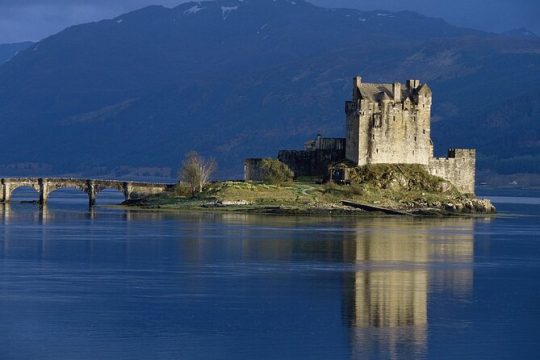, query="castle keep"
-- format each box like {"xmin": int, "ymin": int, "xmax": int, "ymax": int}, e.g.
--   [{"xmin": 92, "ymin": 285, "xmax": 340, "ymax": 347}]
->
[
  {"xmin": 245, "ymin": 75, "xmax": 476, "ymax": 194},
  {"xmin": 346, "ymin": 77, "xmax": 433, "ymax": 166}
]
